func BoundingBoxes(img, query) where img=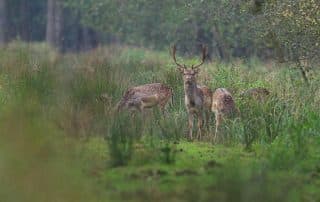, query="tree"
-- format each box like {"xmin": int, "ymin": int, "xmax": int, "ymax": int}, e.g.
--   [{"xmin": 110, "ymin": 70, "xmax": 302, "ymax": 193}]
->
[
  {"xmin": 251, "ymin": 0, "xmax": 320, "ymax": 82},
  {"xmin": 46, "ymin": 0, "xmax": 63, "ymax": 50},
  {"xmin": 0, "ymin": 0, "xmax": 7, "ymax": 45},
  {"xmin": 64, "ymin": 0, "xmax": 190, "ymax": 49},
  {"xmin": 63, "ymin": 0, "xmax": 259, "ymax": 58},
  {"xmin": 80, "ymin": 27, "xmax": 98, "ymax": 51},
  {"xmin": 19, "ymin": 0, "xmax": 30, "ymax": 41}
]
